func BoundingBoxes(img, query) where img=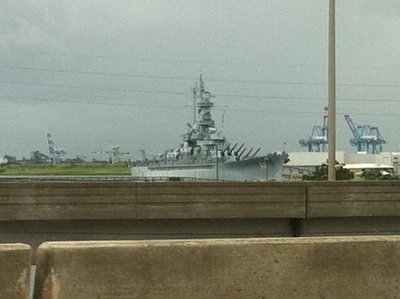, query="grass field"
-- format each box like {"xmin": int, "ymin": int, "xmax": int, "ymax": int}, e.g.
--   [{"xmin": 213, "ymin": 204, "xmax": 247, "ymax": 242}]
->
[{"xmin": 0, "ymin": 162, "xmax": 131, "ymax": 175}]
